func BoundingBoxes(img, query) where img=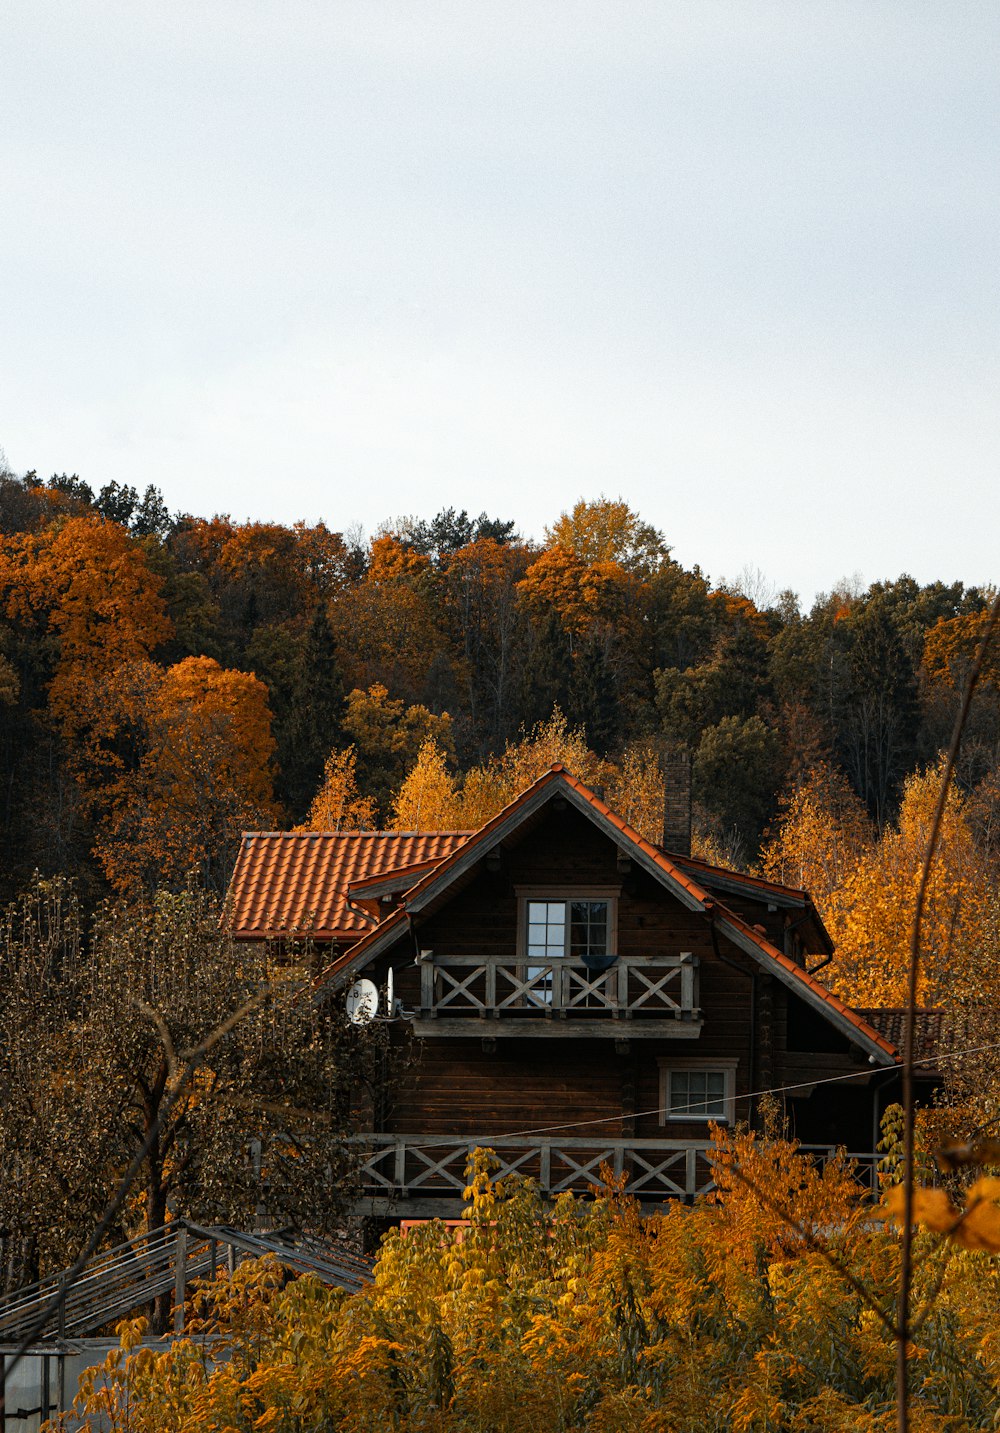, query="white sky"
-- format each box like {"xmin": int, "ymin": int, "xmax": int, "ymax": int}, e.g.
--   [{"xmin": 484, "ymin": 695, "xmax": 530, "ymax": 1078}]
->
[{"xmin": 2, "ymin": 1, "xmax": 997, "ymax": 607}]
